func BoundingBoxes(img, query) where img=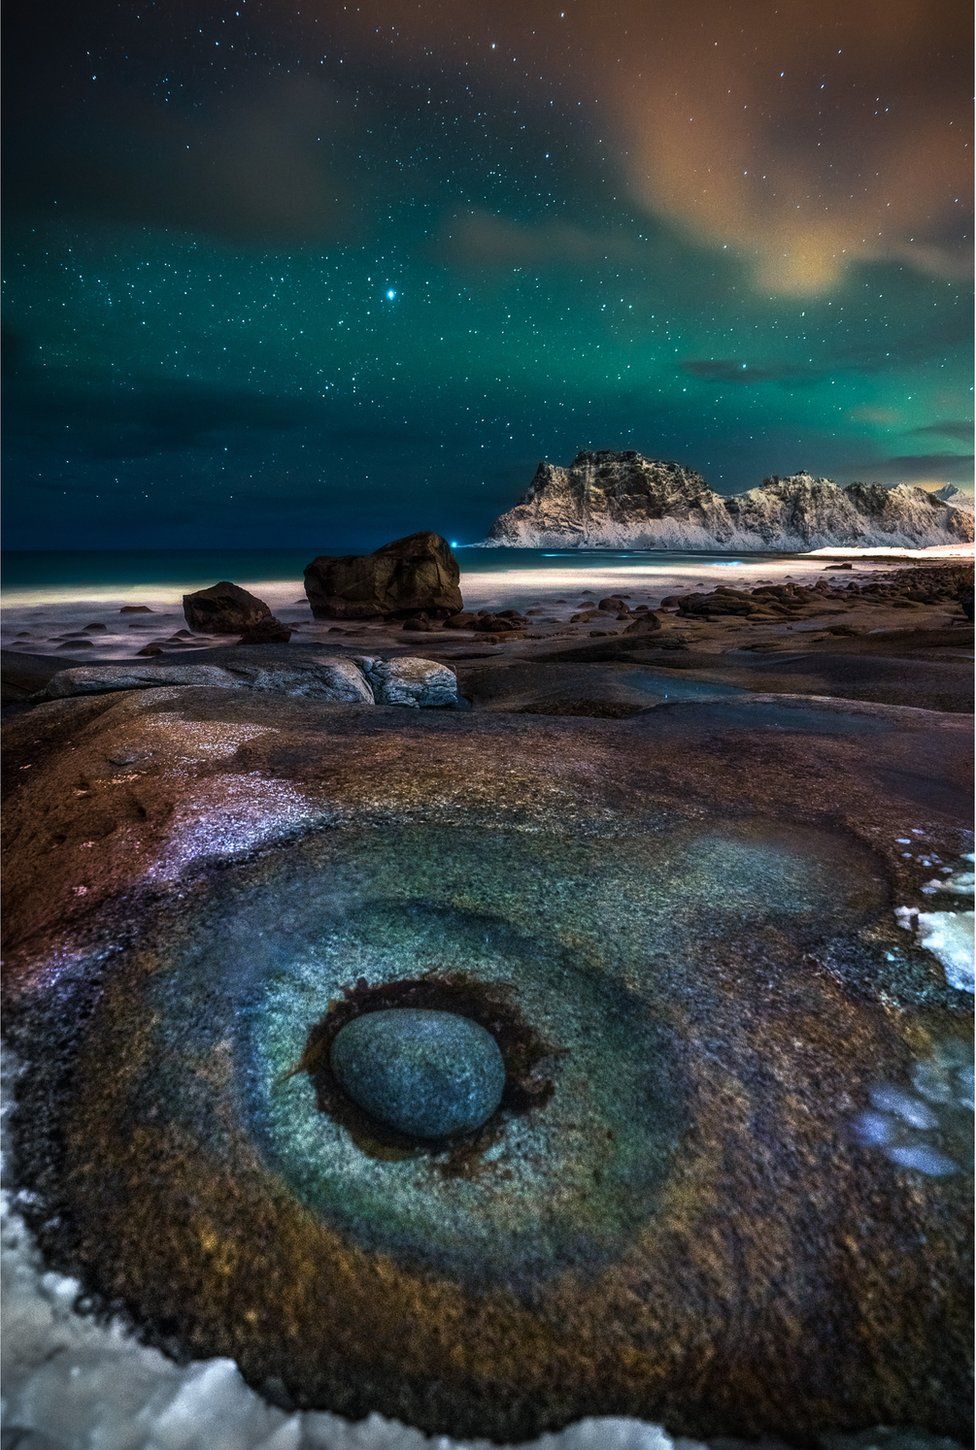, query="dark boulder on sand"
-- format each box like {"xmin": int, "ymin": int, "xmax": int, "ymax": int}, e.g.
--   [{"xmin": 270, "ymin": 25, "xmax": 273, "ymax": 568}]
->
[
  {"xmin": 183, "ymin": 581, "xmax": 273, "ymax": 635},
  {"xmin": 304, "ymin": 532, "xmax": 463, "ymax": 620}
]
